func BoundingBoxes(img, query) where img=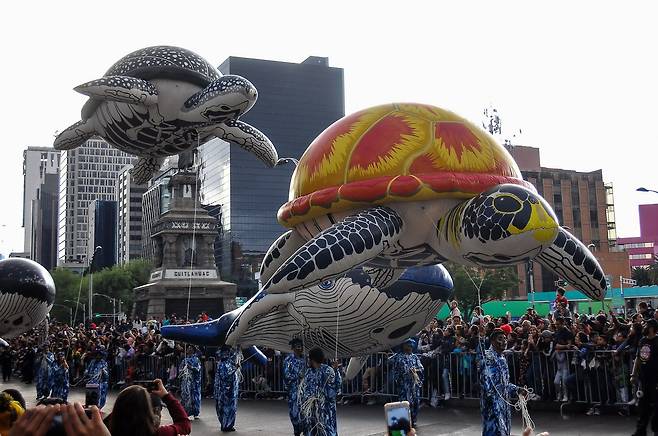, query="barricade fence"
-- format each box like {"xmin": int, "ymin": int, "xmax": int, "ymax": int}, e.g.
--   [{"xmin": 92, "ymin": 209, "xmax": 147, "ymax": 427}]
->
[{"xmin": 64, "ymin": 350, "xmax": 637, "ymax": 407}]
